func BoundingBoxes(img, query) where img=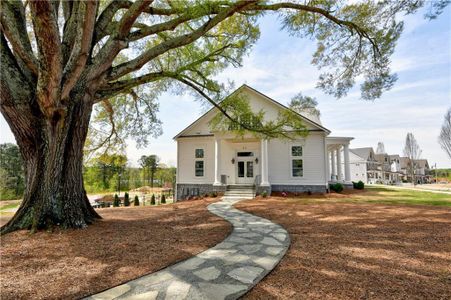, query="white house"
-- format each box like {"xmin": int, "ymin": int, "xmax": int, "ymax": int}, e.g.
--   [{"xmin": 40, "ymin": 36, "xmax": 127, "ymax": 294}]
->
[{"xmin": 174, "ymin": 85, "xmax": 353, "ymax": 200}]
